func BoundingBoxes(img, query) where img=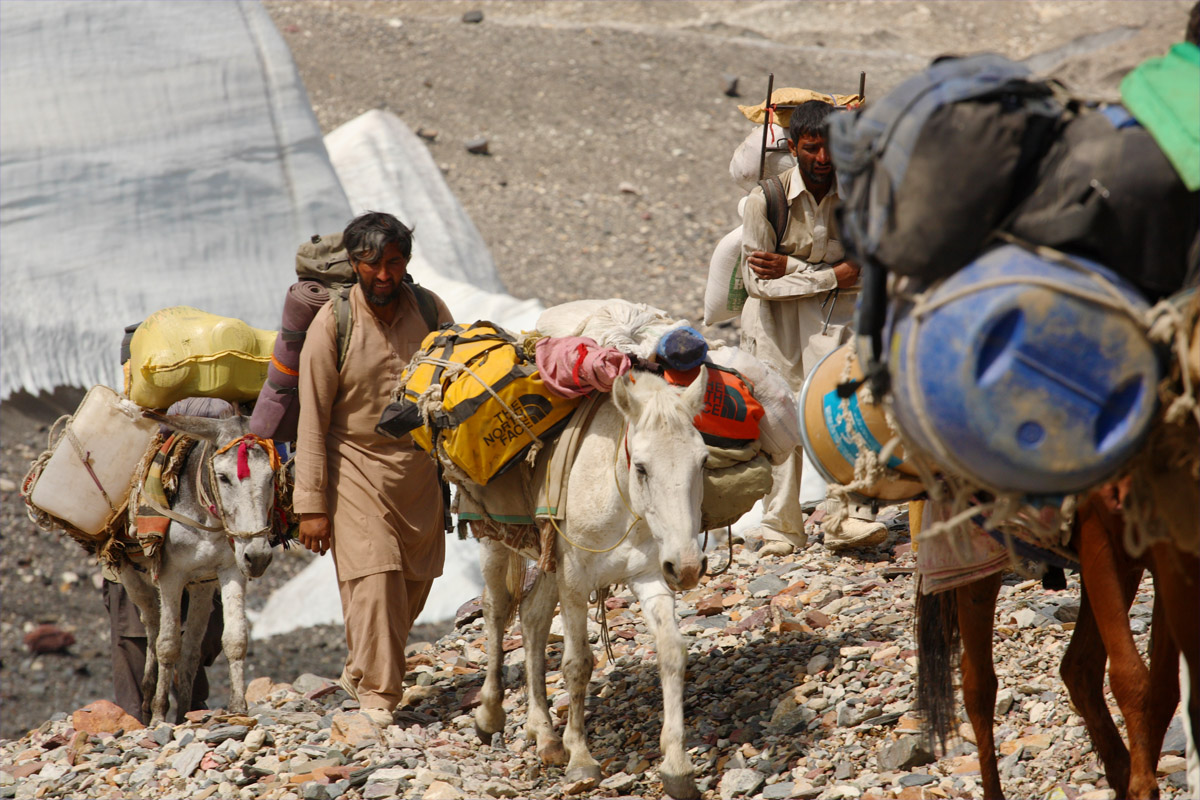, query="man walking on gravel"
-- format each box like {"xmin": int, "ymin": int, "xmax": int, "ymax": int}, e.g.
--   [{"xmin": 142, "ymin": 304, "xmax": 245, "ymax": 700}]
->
[
  {"xmin": 294, "ymin": 211, "xmax": 453, "ymax": 727},
  {"xmin": 739, "ymin": 100, "xmax": 888, "ymax": 555}
]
